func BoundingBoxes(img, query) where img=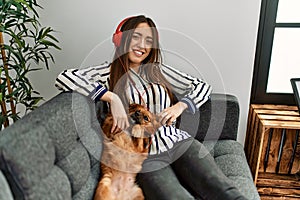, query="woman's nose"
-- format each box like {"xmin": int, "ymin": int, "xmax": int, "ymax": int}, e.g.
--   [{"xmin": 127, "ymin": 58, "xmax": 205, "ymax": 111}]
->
[{"xmin": 138, "ymin": 39, "xmax": 145, "ymax": 48}]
